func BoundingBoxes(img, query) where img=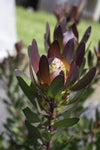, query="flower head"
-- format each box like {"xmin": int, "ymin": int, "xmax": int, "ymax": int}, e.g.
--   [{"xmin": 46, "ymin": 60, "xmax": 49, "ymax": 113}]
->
[{"xmin": 28, "ymin": 32, "xmax": 96, "ymax": 95}]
